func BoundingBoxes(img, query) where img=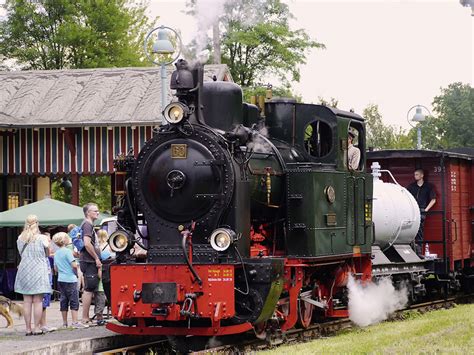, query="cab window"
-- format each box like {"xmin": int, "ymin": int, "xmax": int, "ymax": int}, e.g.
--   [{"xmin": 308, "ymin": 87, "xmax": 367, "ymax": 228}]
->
[
  {"xmin": 348, "ymin": 123, "xmax": 364, "ymax": 171},
  {"xmin": 304, "ymin": 120, "xmax": 332, "ymax": 158}
]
